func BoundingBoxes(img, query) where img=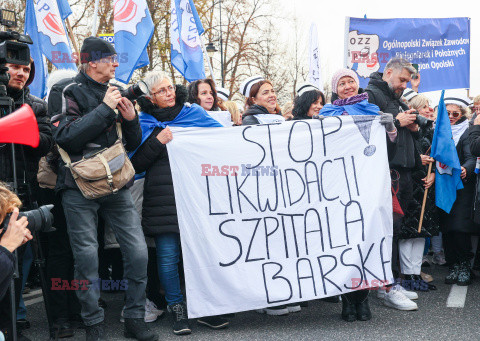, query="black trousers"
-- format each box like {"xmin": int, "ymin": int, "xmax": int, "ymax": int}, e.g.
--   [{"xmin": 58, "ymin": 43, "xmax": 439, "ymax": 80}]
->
[
  {"xmin": 443, "ymin": 231, "xmax": 471, "ymax": 264},
  {"xmin": 39, "ymin": 188, "xmax": 81, "ymax": 322}
]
